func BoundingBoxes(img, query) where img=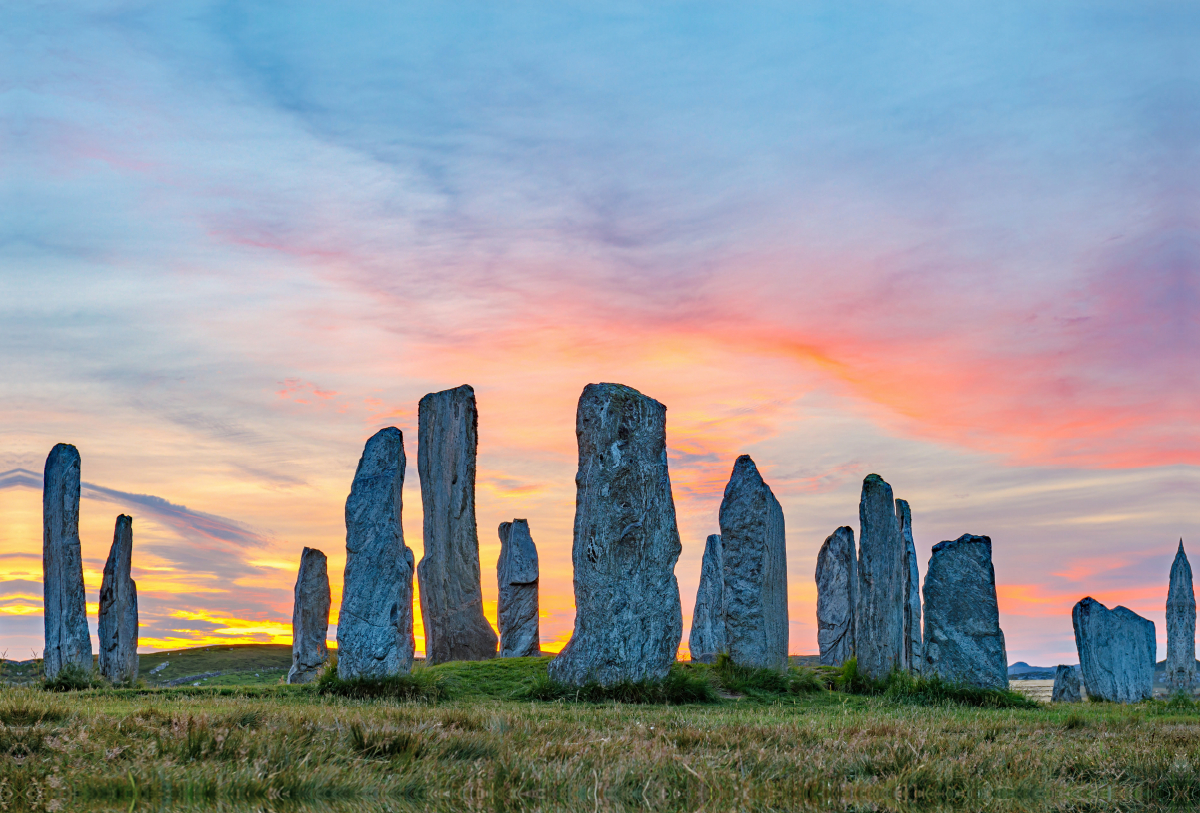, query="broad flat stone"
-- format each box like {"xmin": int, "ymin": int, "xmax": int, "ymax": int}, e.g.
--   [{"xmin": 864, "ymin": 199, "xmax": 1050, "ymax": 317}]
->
[
  {"xmin": 688, "ymin": 534, "xmax": 725, "ymax": 664},
  {"xmin": 98, "ymin": 514, "xmax": 138, "ymax": 684},
  {"xmin": 42, "ymin": 443, "xmax": 92, "ymax": 679},
  {"xmin": 896, "ymin": 499, "xmax": 922, "ymax": 673},
  {"xmin": 417, "ymin": 385, "xmax": 497, "ymax": 664},
  {"xmin": 1072, "ymin": 597, "xmax": 1155, "ymax": 704},
  {"xmin": 288, "ymin": 547, "xmax": 331, "ymax": 684},
  {"xmin": 816, "ymin": 526, "xmax": 856, "ymax": 667},
  {"xmin": 1052, "ymin": 664, "xmax": 1082, "ymax": 702},
  {"xmin": 548, "ymin": 383, "xmax": 683, "ymax": 686},
  {"xmin": 1166, "ymin": 540, "xmax": 1196, "ymax": 688},
  {"xmin": 337, "ymin": 428, "xmax": 416, "ymax": 679},
  {"xmin": 855, "ymin": 474, "xmax": 905, "ymax": 680},
  {"xmin": 497, "ymin": 520, "xmax": 540, "ymax": 658}
]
